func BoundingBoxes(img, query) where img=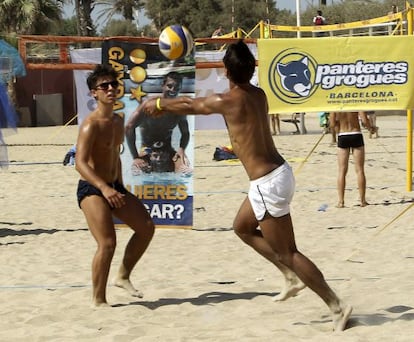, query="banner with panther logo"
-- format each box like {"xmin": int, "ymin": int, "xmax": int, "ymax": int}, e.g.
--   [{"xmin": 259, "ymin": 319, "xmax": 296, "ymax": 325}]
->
[
  {"xmin": 258, "ymin": 35, "xmax": 414, "ymax": 112},
  {"xmin": 102, "ymin": 39, "xmax": 195, "ymax": 229}
]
